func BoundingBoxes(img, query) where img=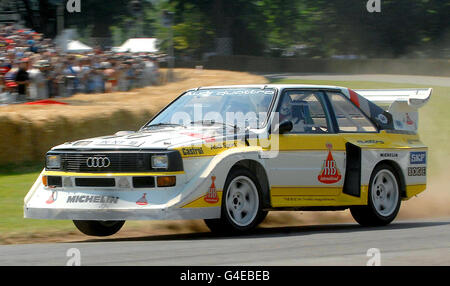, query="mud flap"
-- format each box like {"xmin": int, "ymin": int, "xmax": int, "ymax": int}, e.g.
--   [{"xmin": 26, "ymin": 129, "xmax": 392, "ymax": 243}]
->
[{"xmin": 343, "ymin": 143, "xmax": 361, "ymax": 197}]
